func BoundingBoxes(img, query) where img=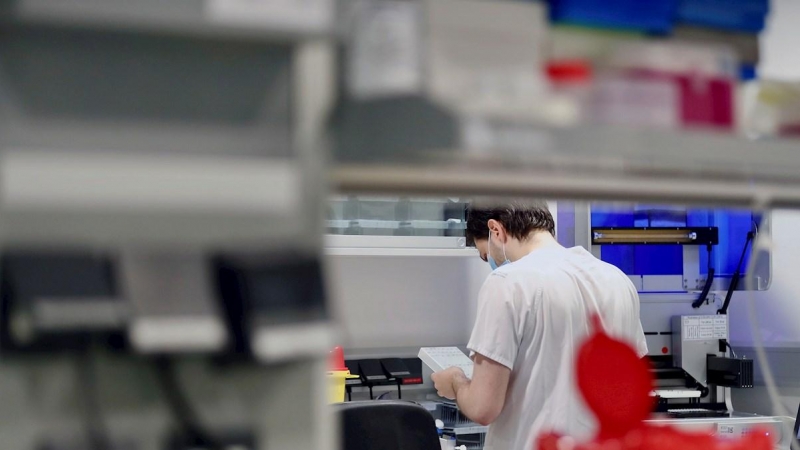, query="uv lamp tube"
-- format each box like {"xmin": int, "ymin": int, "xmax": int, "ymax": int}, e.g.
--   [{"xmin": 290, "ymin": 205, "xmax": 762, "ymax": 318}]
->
[{"xmin": 591, "ymin": 227, "xmax": 718, "ymax": 245}]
